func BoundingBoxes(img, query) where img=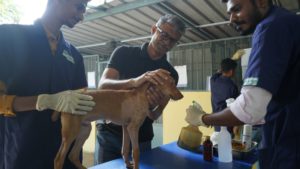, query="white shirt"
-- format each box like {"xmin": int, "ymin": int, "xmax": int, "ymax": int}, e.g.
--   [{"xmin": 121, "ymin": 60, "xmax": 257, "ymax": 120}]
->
[{"xmin": 229, "ymin": 86, "xmax": 272, "ymax": 124}]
